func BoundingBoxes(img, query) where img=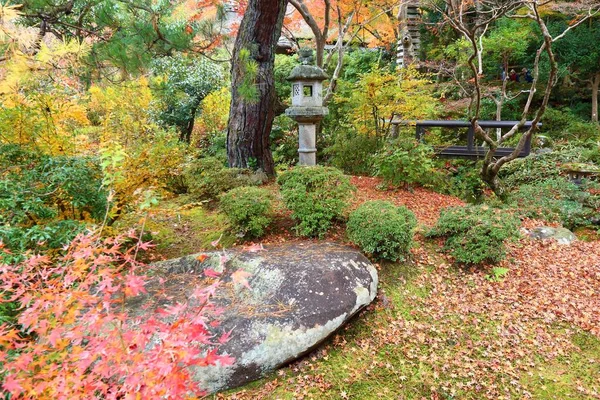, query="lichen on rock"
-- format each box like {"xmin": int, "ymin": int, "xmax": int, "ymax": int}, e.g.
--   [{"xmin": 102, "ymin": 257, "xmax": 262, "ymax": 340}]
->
[{"xmin": 128, "ymin": 241, "xmax": 379, "ymax": 393}]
